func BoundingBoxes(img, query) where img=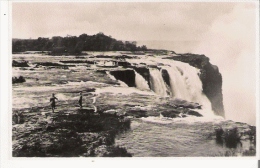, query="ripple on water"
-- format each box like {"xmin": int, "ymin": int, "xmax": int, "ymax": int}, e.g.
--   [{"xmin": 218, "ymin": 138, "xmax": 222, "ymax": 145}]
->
[{"xmin": 115, "ymin": 118, "xmax": 253, "ymax": 157}]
